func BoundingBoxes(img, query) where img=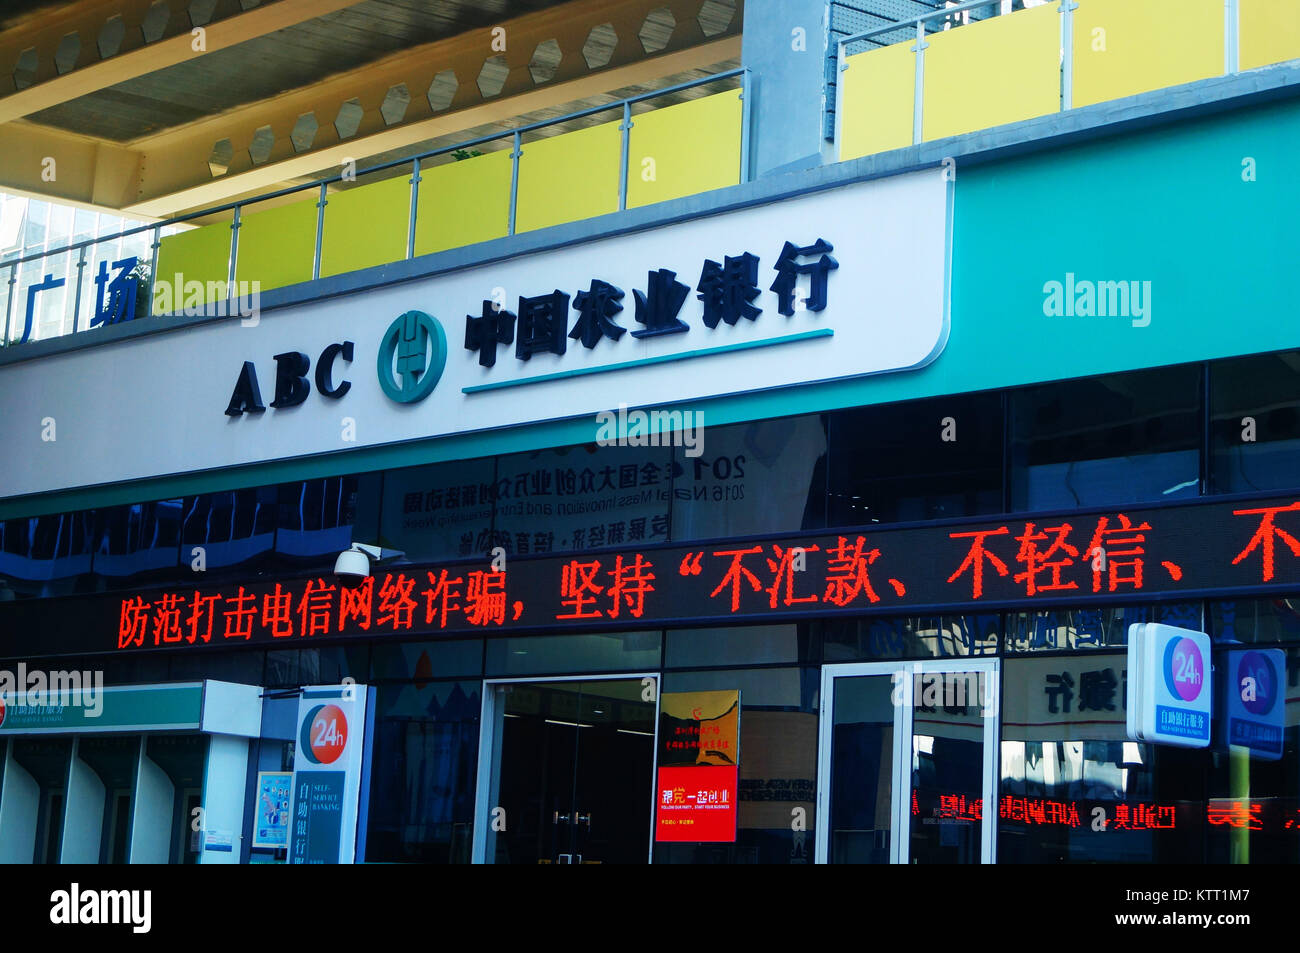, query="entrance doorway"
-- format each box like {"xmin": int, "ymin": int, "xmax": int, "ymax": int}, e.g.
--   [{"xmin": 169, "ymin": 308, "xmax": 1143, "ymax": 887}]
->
[
  {"xmin": 473, "ymin": 675, "xmax": 659, "ymax": 864},
  {"xmin": 816, "ymin": 660, "xmax": 999, "ymax": 864}
]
